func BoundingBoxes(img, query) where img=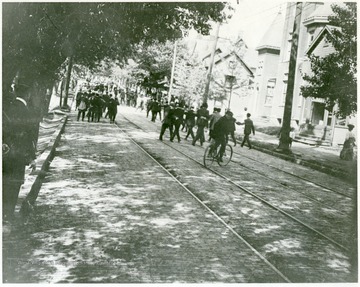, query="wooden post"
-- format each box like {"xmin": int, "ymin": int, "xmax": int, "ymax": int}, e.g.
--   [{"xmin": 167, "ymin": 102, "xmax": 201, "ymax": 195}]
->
[
  {"xmin": 168, "ymin": 40, "xmax": 177, "ymax": 103},
  {"xmin": 277, "ymin": 2, "xmax": 302, "ymax": 152},
  {"xmin": 203, "ymin": 23, "xmax": 220, "ymax": 104}
]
